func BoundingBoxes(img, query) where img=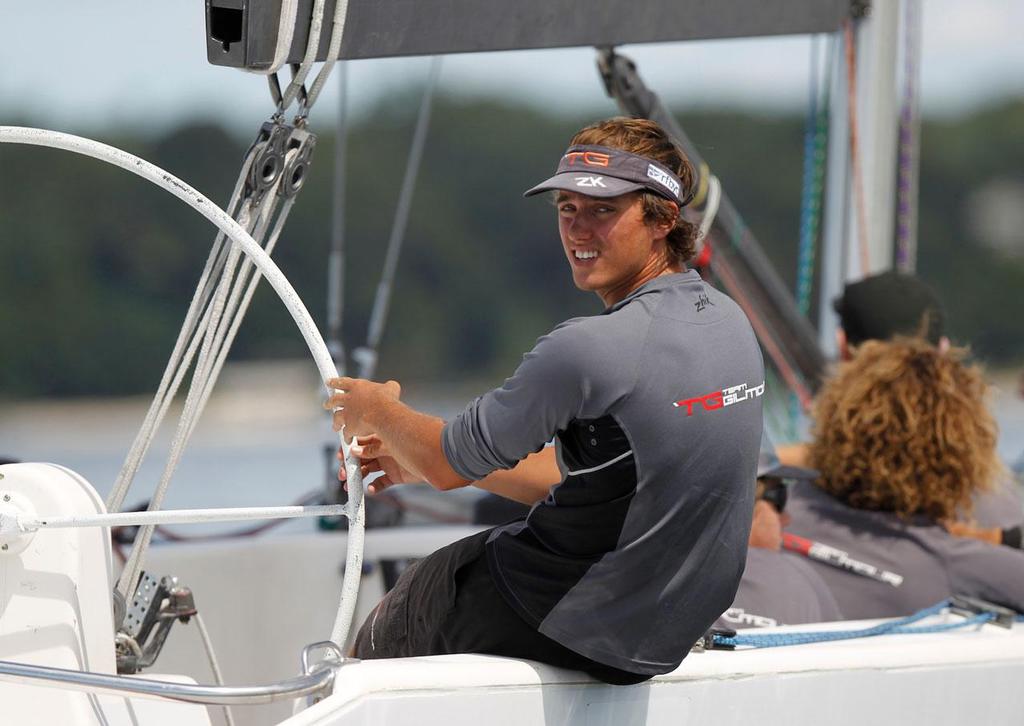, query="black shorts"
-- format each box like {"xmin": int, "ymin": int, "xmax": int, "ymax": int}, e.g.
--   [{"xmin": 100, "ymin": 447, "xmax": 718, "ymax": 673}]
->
[{"xmin": 351, "ymin": 529, "xmax": 649, "ymax": 686}]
